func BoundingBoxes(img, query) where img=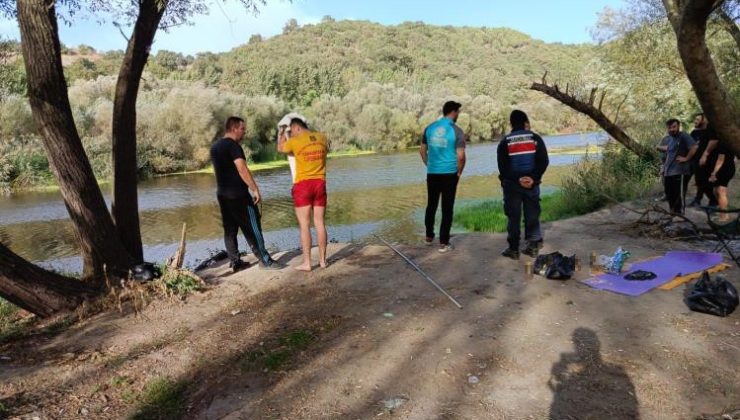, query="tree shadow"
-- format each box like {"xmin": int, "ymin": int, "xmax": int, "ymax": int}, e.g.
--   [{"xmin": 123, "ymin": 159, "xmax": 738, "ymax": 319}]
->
[{"xmin": 549, "ymin": 327, "xmax": 640, "ymax": 420}]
